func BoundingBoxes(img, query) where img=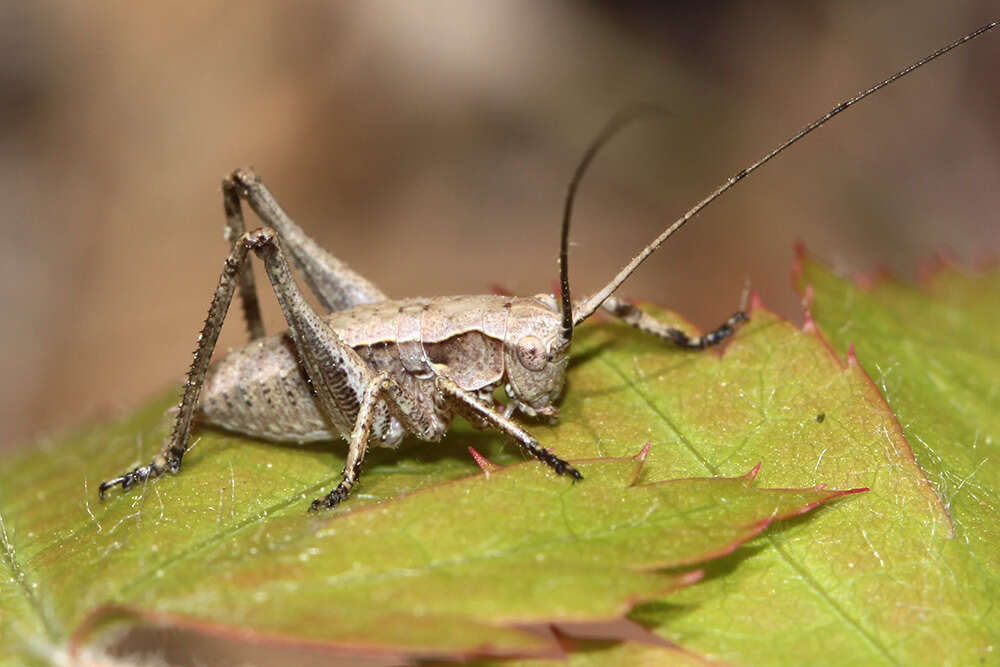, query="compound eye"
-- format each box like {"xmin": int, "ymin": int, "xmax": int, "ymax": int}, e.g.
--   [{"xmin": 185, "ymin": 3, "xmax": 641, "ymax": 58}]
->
[{"xmin": 516, "ymin": 336, "xmax": 547, "ymax": 371}]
